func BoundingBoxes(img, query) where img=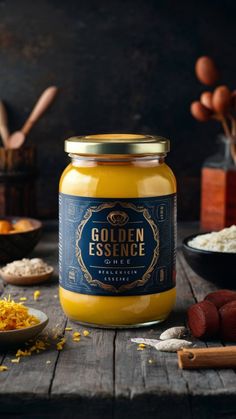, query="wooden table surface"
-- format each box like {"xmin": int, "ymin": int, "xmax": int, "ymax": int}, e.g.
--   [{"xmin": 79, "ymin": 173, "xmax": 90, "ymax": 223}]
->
[{"xmin": 0, "ymin": 223, "xmax": 235, "ymax": 419}]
